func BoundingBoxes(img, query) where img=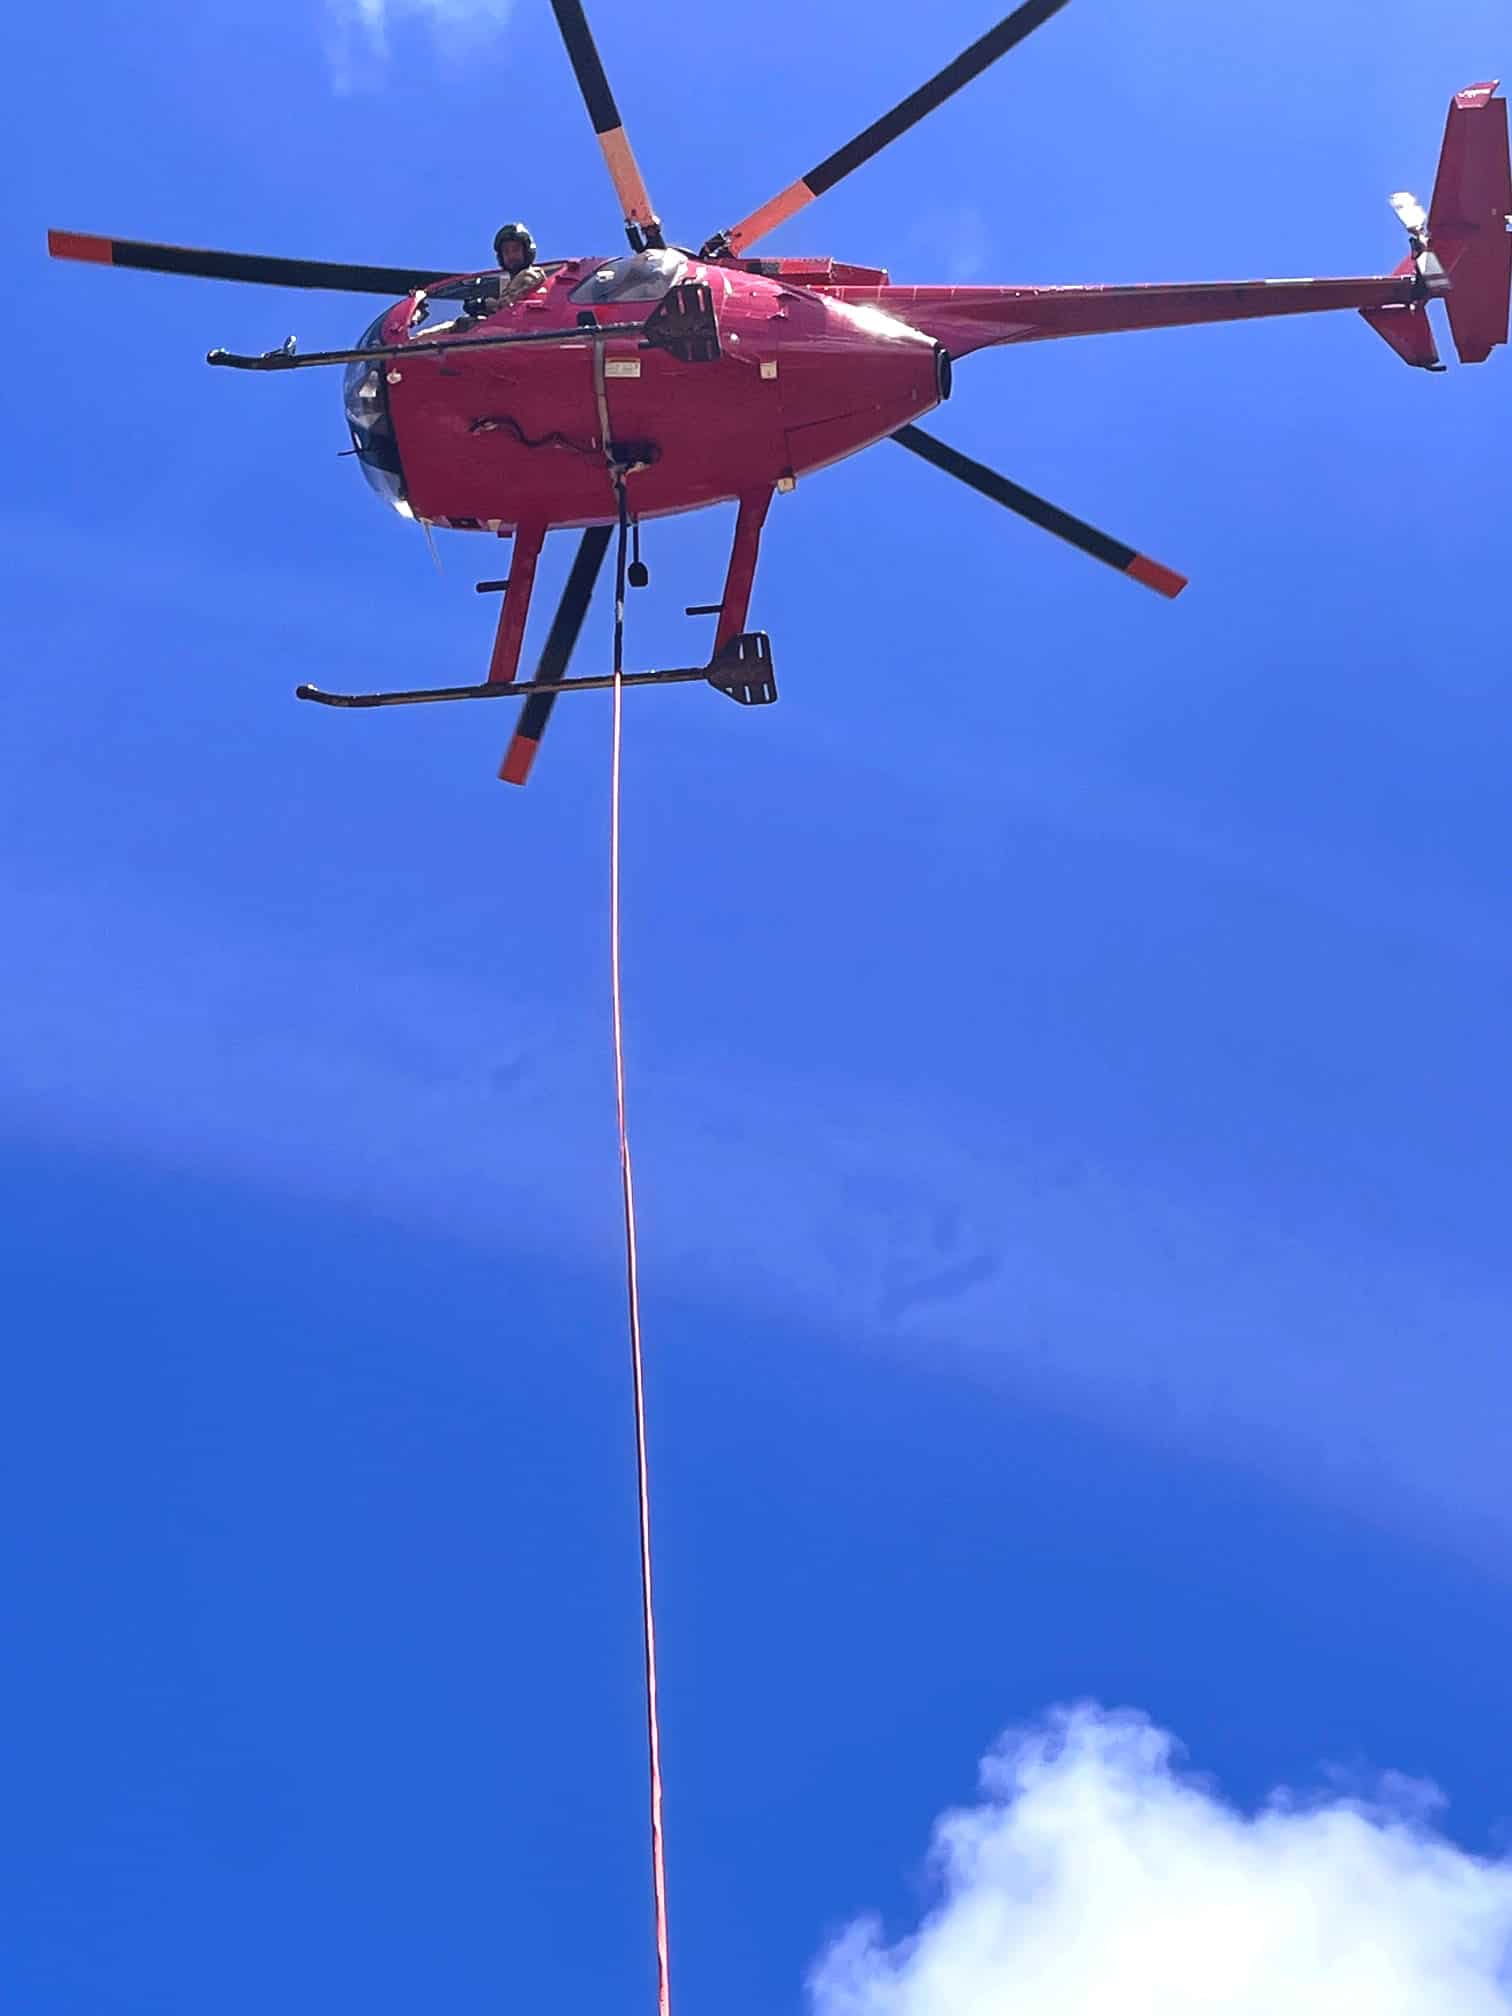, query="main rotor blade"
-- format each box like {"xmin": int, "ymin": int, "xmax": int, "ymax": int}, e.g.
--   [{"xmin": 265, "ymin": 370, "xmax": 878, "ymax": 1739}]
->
[
  {"xmin": 547, "ymin": 0, "xmax": 664, "ymax": 250},
  {"xmin": 500, "ymin": 526, "xmax": 615, "ymax": 784},
  {"xmin": 702, "ymin": 0, "xmax": 1072, "ymax": 257},
  {"xmin": 47, "ymin": 231, "xmax": 449, "ymax": 296},
  {"xmin": 892, "ymin": 424, "xmax": 1187, "ymax": 598}
]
